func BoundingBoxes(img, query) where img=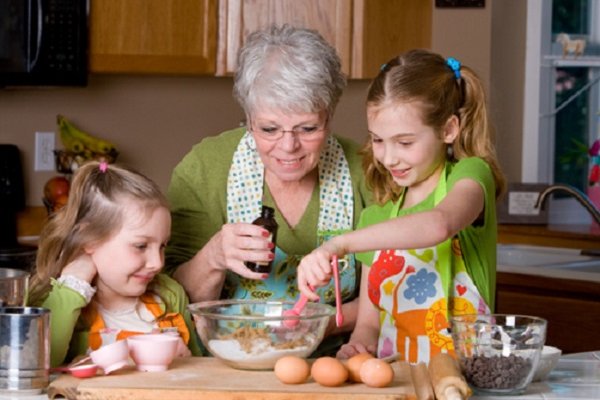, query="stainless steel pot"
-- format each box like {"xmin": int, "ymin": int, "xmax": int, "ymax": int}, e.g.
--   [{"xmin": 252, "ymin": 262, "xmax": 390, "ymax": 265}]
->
[
  {"xmin": 0, "ymin": 307, "xmax": 50, "ymax": 394},
  {"xmin": 0, "ymin": 268, "xmax": 29, "ymax": 307}
]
